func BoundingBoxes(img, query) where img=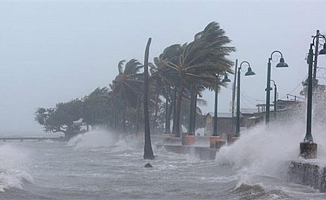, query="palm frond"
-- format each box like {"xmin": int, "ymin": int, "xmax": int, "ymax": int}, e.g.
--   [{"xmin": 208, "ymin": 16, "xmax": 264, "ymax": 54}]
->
[{"xmin": 118, "ymin": 60, "xmax": 126, "ymax": 74}]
